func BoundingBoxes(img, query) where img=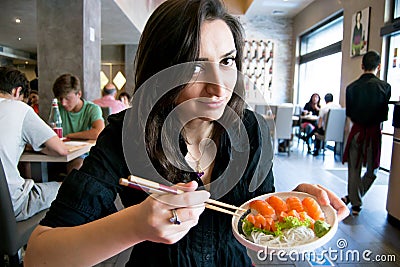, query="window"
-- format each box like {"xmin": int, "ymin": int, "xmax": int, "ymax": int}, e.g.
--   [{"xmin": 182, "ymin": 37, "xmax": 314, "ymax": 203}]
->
[
  {"xmin": 297, "ymin": 15, "xmax": 343, "ymax": 108},
  {"xmin": 300, "ymin": 17, "xmax": 343, "ymax": 56},
  {"xmin": 380, "ymin": 0, "xmax": 400, "ymax": 171},
  {"xmin": 386, "ymin": 33, "xmax": 400, "ymax": 102}
]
